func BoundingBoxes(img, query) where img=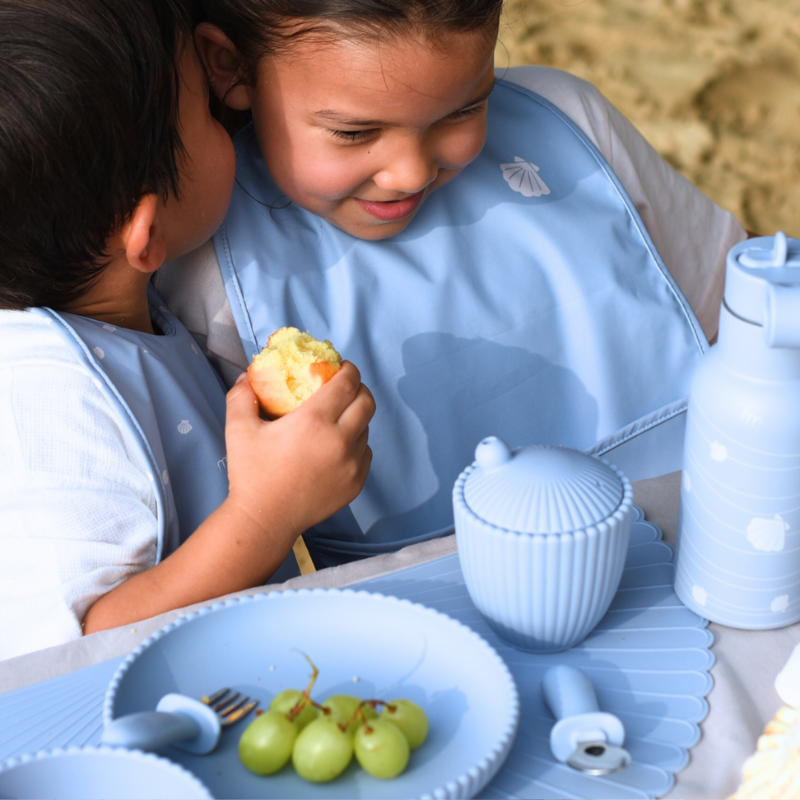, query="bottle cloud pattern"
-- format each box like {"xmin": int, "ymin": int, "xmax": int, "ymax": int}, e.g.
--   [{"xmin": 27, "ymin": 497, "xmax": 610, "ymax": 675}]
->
[
  {"xmin": 679, "ymin": 428, "xmax": 799, "ymax": 625},
  {"xmin": 675, "ymin": 233, "xmax": 800, "ymax": 629}
]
